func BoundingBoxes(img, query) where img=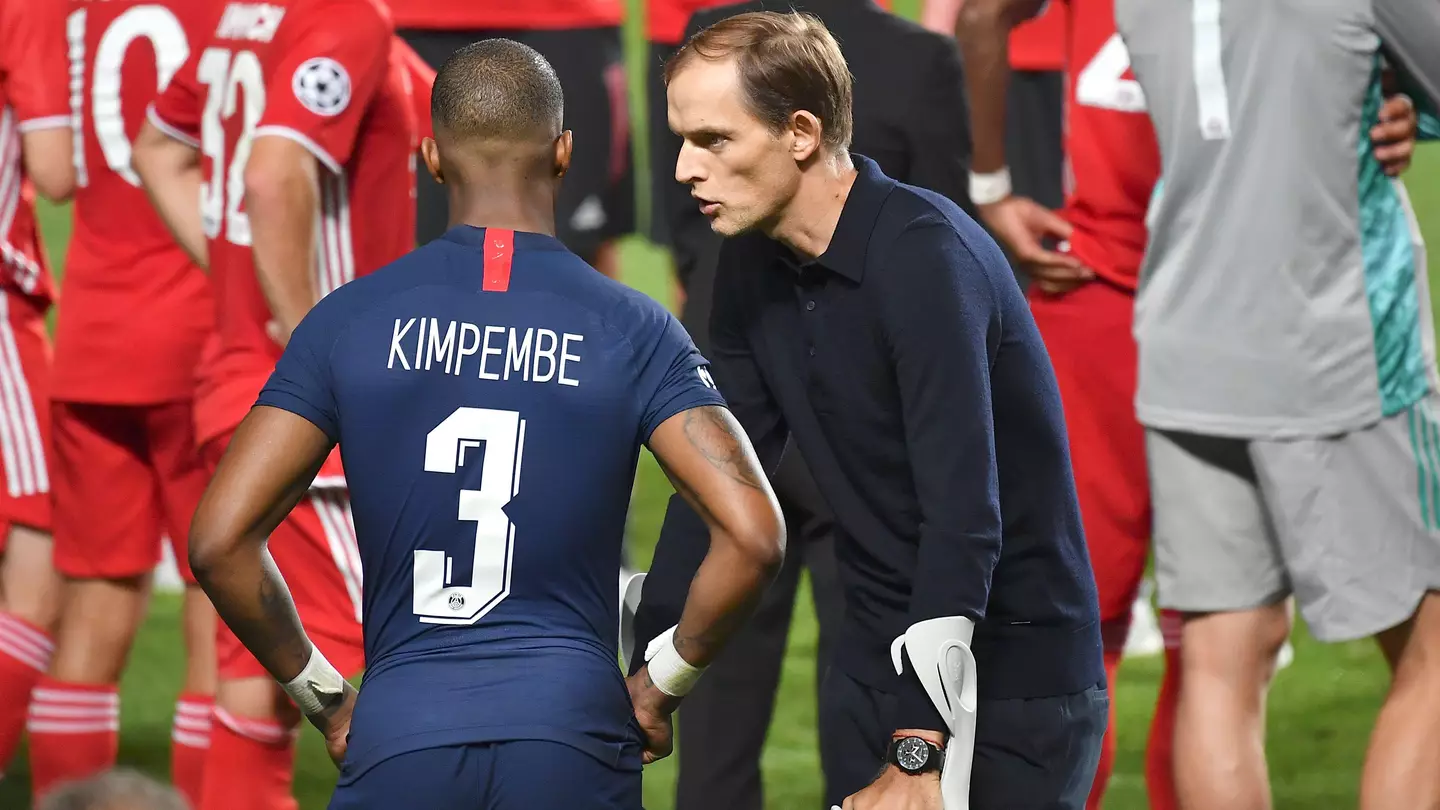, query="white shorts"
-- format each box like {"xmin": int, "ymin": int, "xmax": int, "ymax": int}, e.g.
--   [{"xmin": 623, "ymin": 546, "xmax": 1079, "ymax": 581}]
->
[{"xmin": 1147, "ymin": 396, "xmax": 1440, "ymax": 641}]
